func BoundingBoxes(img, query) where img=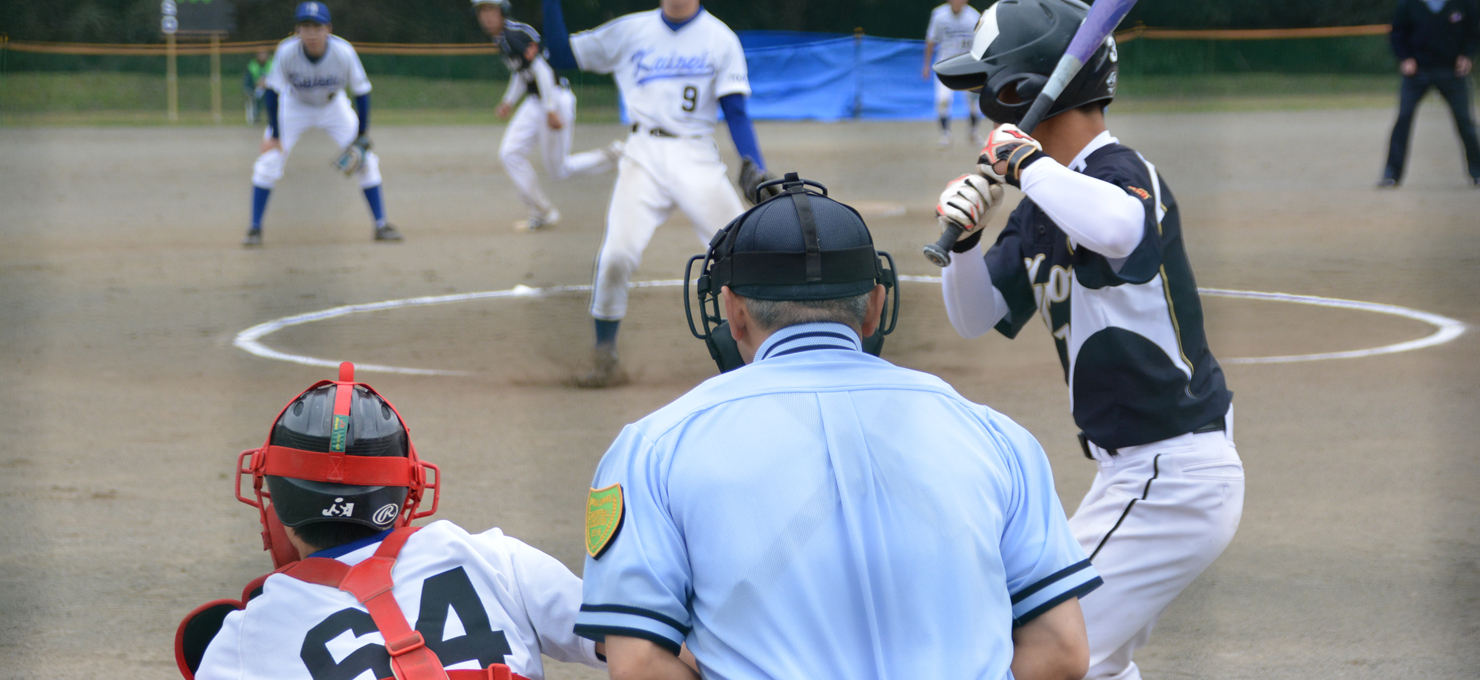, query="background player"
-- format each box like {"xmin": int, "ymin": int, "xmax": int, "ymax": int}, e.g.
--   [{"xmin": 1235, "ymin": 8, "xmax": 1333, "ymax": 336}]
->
[
  {"xmin": 246, "ymin": 1, "xmax": 402, "ymax": 247},
  {"xmin": 924, "ymin": 0, "xmax": 983, "ymax": 149},
  {"xmin": 176, "ymin": 364, "xmax": 607, "ymax": 680},
  {"xmin": 930, "ymin": 1, "xmax": 1244, "ymax": 678},
  {"xmin": 541, "ymin": 0, "xmax": 774, "ymax": 387},
  {"xmin": 474, "ymin": 0, "xmax": 622, "ymax": 232},
  {"xmin": 1379, "ymin": 0, "xmax": 1480, "ymax": 187}
]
